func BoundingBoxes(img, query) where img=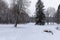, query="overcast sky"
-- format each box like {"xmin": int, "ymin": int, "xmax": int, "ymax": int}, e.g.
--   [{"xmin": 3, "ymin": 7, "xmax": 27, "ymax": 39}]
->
[
  {"xmin": 42, "ymin": 0, "xmax": 60, "ymax": 10},
  {"xmin": 4, "ymin": 0, "xmax": 60, "ymax": 17}
]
